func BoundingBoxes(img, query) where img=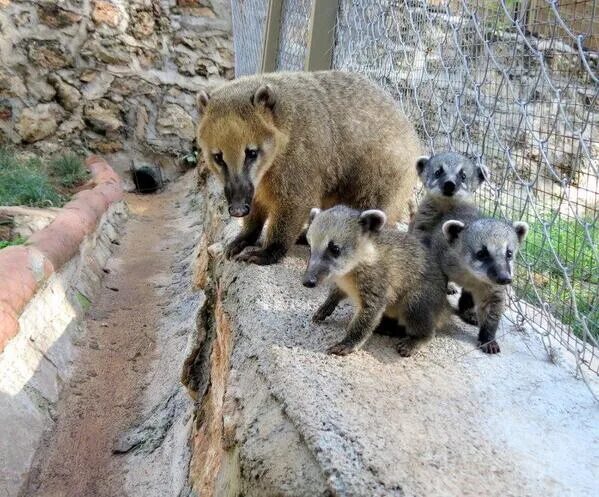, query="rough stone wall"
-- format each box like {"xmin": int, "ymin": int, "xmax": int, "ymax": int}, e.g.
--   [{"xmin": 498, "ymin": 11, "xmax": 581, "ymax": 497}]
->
[{"xmin": 0, "ymin": 0, "xmax": 233, "ymax": 170}]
